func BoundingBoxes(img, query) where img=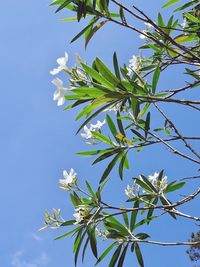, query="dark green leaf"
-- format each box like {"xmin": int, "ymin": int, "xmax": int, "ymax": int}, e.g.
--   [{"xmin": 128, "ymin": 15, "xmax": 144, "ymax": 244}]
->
[
  {"xmin": 130, "ymin": 200, "xmax": 139, "ymax": 232},
  {"xmin": 165, "ymin": 181, "xmax": 185, "ymax": 193},
  {"xmin": 109, "ymin": 245, "xmax": 123, "ymax": 267},
  {"xmin": 113, "ymin": 52, "xmax": 121, "ymax": 80},
  {"xmin": 61, "ymin": 220, "xmax": 76, "ymax": 226},
  {"xmin": 100, "ymin": 151, "xmax": 123, "ymax": 183},
  {"xmin": 152, "ymin": 67, "xmax": 160, "ymax": 94},
  {"xmin": 86, "ymin": 181, "xmax": 96, "ymax": 198},
  {"xmin": 145, "ymin": 112, "xmax": 150, "ymax": 139},
  {"xmin": 117, "ymin": 244, "xmax": 129, "ymax": 267},
  {"xmin": 55, "ymin": 0, "xmax": 72, "ymax": 13},
  {"xmin": 135, "ymin": 243, "xmax": 144, "ymax": 267},
  {"xmin": 95, "ymin": 242, "xmax": 117, "ymax": 266},
  {"xmin": 85, "ymin": 20, "xmax": 108, "ymax": 48}
]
